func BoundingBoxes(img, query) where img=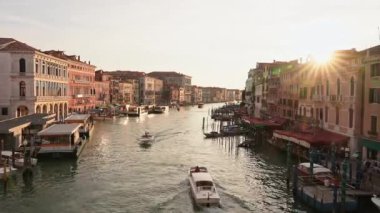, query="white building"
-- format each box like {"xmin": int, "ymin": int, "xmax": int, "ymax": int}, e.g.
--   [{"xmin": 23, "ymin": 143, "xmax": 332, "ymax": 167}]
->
[{"xmin": 0, "ymin": 38, "xmax": 69, "ymax": 120}]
